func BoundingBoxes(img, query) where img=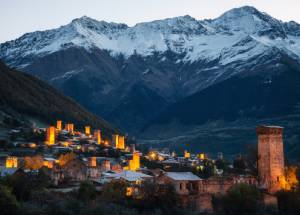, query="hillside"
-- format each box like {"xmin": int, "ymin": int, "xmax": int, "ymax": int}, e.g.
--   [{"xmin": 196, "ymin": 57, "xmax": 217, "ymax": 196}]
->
[{"xmin": 0, "ymin": 60, "xmax": 117, "ymax": 136}]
